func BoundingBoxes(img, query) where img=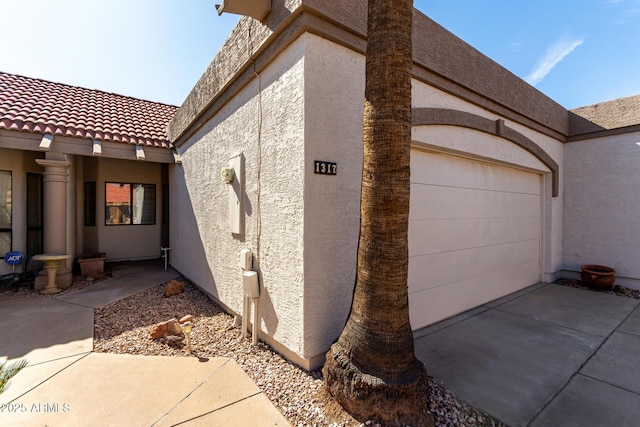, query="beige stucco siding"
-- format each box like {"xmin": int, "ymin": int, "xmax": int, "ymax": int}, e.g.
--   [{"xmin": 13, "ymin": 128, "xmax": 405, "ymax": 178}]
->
[
  {"xmin": 300, "ymin": 35, "xmax": 565, "ymax": 361},
  {"xmin": 303, "ymin": 34, "xmax": 565, "ymax": 363},
  {"xmin": 302, "ymin": 35, "xmax": 365, "ymax": 359},
  {"xmin": 169, "ymin": 28, "xmax": 567, "ymax": 368},
  {"xmin": 170, "ymin": 35, "xmax": 307, "ymax": 357},
  {"xmin": 1, "ymin": 141, "xmax": 167, "ymax": 273},
  {"xmin": 563, "ymin": 131, "xmax": 640, "ymax": 288},
  {"xmin": 94, "ymin": 157, "xmax": 163, "ymax": 261},
  {"xmin": 0, "ymin": 149, "xmax": 40, "ymax": 275}
]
